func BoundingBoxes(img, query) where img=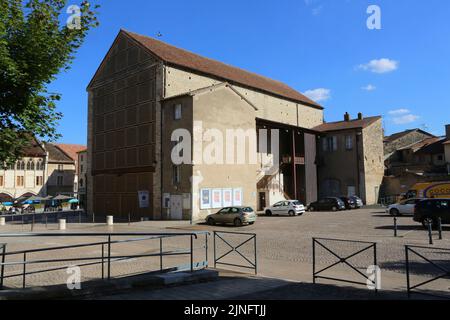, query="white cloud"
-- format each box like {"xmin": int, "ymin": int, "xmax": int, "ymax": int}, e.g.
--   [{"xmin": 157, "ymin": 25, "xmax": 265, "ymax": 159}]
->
[
  {"xmin": 304, "ymin": 88, "xmax": 331, "ymax": 102},
  {"xmin": 388, "ymin": 108, "xmax": 410, "ymax": 115},
  {"xmin": 362, "ymin": 84, "xmax": 376, "ymax": 91},
  {"xmin": 388, "ymin": 109, "xmax": 420, "ymax": 125},
  {"xmin": 358, "ymin": 58, "xmax": 398, "ymax": 74}
]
